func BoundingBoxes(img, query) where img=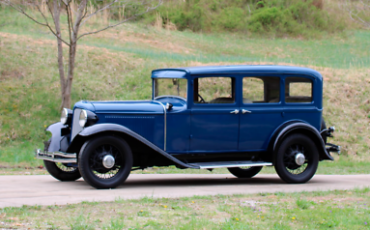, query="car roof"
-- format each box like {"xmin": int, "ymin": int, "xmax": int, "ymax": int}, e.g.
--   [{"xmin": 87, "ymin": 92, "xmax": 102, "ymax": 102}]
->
[{"xmin": 152, "ymin": 65, "xmax": 322, "ymax": 80}]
